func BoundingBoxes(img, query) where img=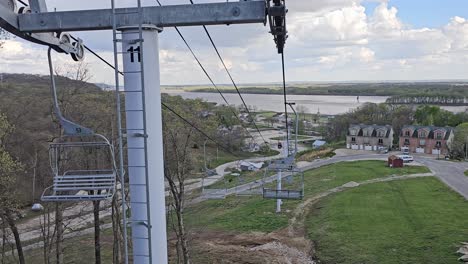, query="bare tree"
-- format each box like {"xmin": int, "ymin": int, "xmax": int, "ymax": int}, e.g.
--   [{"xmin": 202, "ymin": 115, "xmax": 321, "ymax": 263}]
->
[
  {"xmin": 39, "ymin": 204, "xmax": 56, "ymax": 264},
  {"xmin": 0, "ymin": 29, "xmax": 8, "ymax": 48},
  {"xmin": 0, "ymin": 113, "xmax": 25, "ymax": 264},
  {"xmin": 164, "ymin": 126, "xmax": 194, "ymax": 264}
]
